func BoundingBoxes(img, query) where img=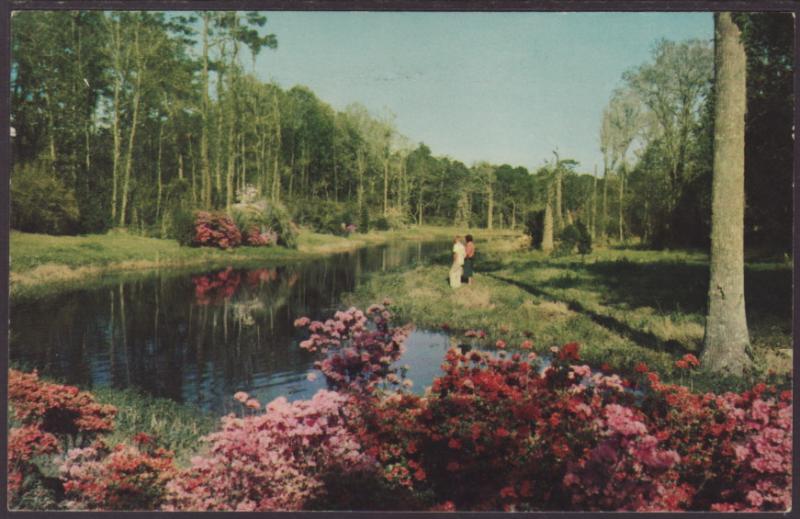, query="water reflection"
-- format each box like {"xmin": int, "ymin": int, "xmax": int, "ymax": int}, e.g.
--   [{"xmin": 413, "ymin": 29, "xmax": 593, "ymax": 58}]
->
[{"xmin": 10, "ymin": 241, "xmax": 450, "ymax": 414}]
